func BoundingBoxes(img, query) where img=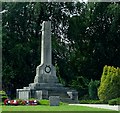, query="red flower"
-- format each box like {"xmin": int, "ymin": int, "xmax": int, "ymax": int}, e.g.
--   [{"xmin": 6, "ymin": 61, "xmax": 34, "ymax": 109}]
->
[
  {"xmin": 4, "ymin": 99, "xmax": 9, "ymax": 105},
  {"xmin": 10, "ymin": 100, "xmax": 19, "ymax": 106}
]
